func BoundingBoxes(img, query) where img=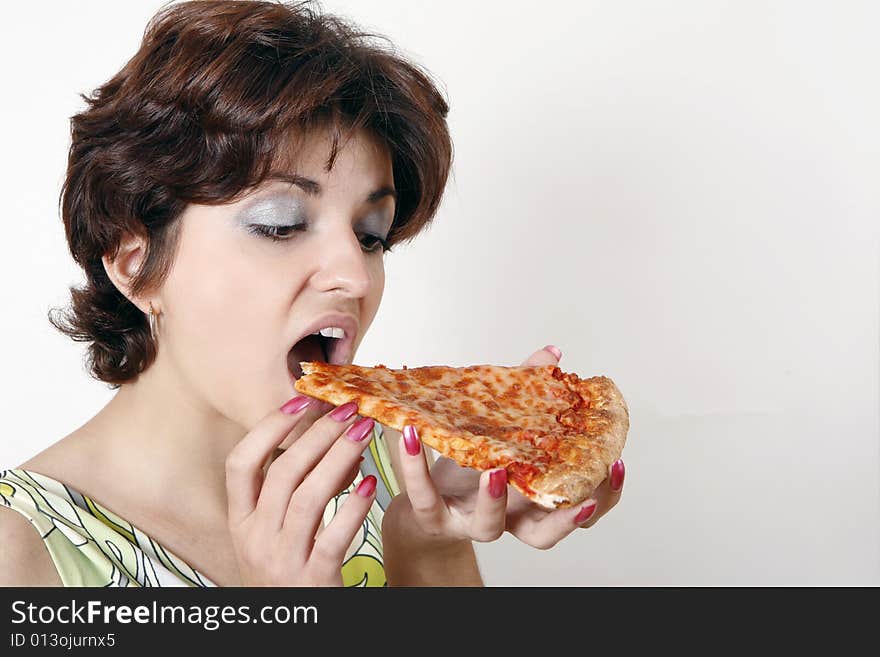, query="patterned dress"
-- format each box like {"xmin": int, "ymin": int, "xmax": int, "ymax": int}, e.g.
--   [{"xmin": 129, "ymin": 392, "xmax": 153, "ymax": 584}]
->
[{"xmin": 0, "ymin": 423, "xmax": 400, "ymax": 587}]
